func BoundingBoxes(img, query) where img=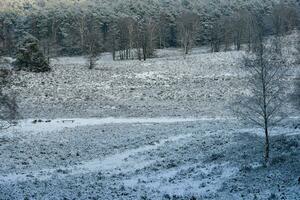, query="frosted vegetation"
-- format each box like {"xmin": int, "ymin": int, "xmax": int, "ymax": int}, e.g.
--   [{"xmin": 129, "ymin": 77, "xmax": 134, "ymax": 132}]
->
[{"xmin": 0, "ymin": 0, "xmax": 300, "ymax": 200}]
